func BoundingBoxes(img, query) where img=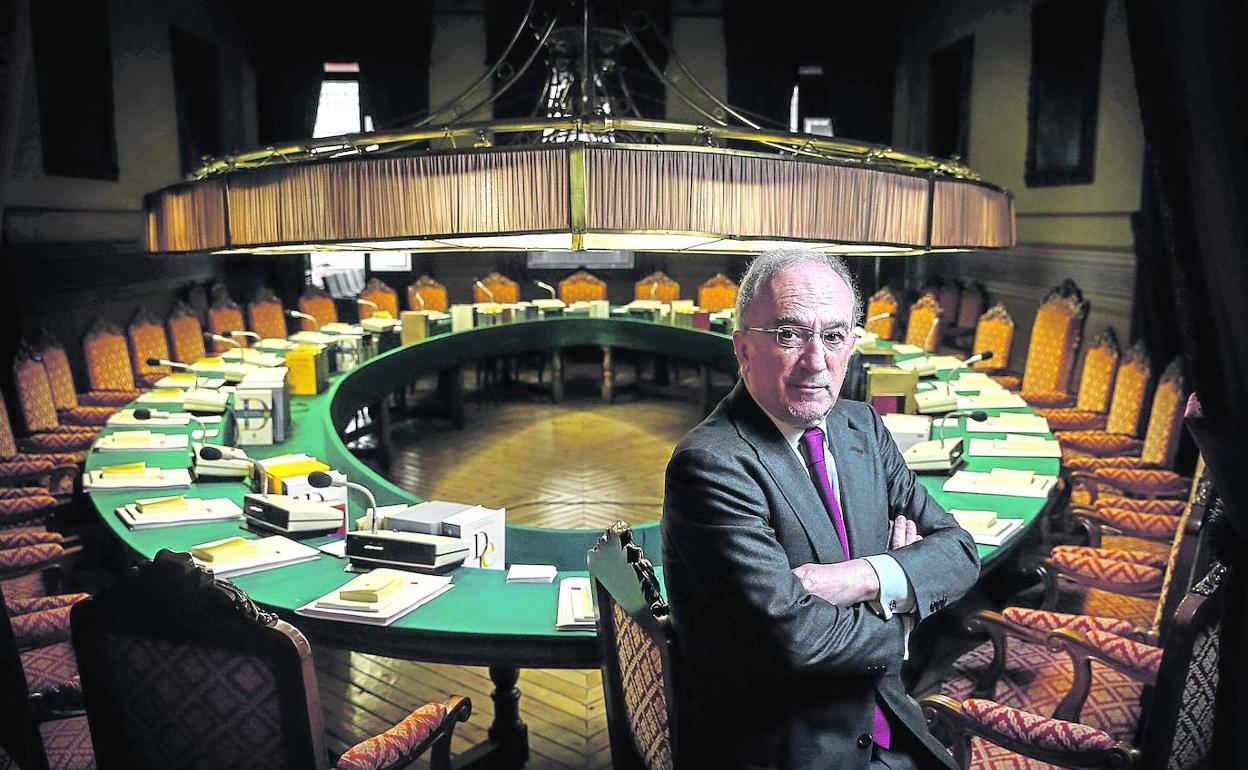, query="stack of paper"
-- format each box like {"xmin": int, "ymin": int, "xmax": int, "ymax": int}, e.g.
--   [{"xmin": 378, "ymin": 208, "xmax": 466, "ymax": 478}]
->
[
  {"xmin": 95, "ymin": 431, "xmax": 190, "ymax": 453},
  {"xmin": 106, "ymin": 409, "xmax": 193, "ymax": 427},
  {"xmin": 136, "ymin": 388, "xmax": 186, "ymax": 405},
  {"xmin": 943, "ymin": 468, "xmax": 1058, "ymax": 499},
  {"xmin": 947, "ymin": 379, "xmax": 1006, "ymax": 395},
  {"xmin": 966, "ymin": 413, "xmax": 1051, "ymax": 435},
  {"xmin": 222, "ymin": 349, "xmax": 285, "ymax": 367},
  {"xmin": 189, "ymin": 534, "xmax": 319, "ymax": 578},
  {"xmin": 891, "ymin": 343, "xmax": 924, "ymax": 355},
  {"xmin": 556, "ymin": 577, "xmax": 597, "ymax": 631},
  {"xmin": 153, "ymin": 372, "xmax": 227, "ymax": 390},
  {"xmin": 896, "ymin": 355, "xmax": 963, "ymax": 375},
  {"xmin": 192, "ymin": 444, "xmax": 252, "ymax": 479},
  {"xmin": 183, "ymin": 389, "xmax": 229, "ymax": 413},
  {"xmin": 295, "ymin": 568, "xmax": 454, "ymax": 626},
  {"xmin": 507, "ymin": 564, "xmax": 557, "ymax": 584},
  {"xmin": 189, "ymin": 357, "xmax": 257, "ymax": 382},
  {"xmin": 116, "ymin": 496, "xmax": 244, "ymax": 529},
  {"xmin": 957, "ymin": 392, "xmax": 1029, "ymax": 410},
  {"xmin": 86, "ymin": 464, "xmax": 193, "ymax": 491},
  {"xmin": 950, "ymin": 509, "xmax": 1024, "ymax": 546},
  {"xmin": 969, "ymin": 435, "xmax": 1062, "ymax": 458}
]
